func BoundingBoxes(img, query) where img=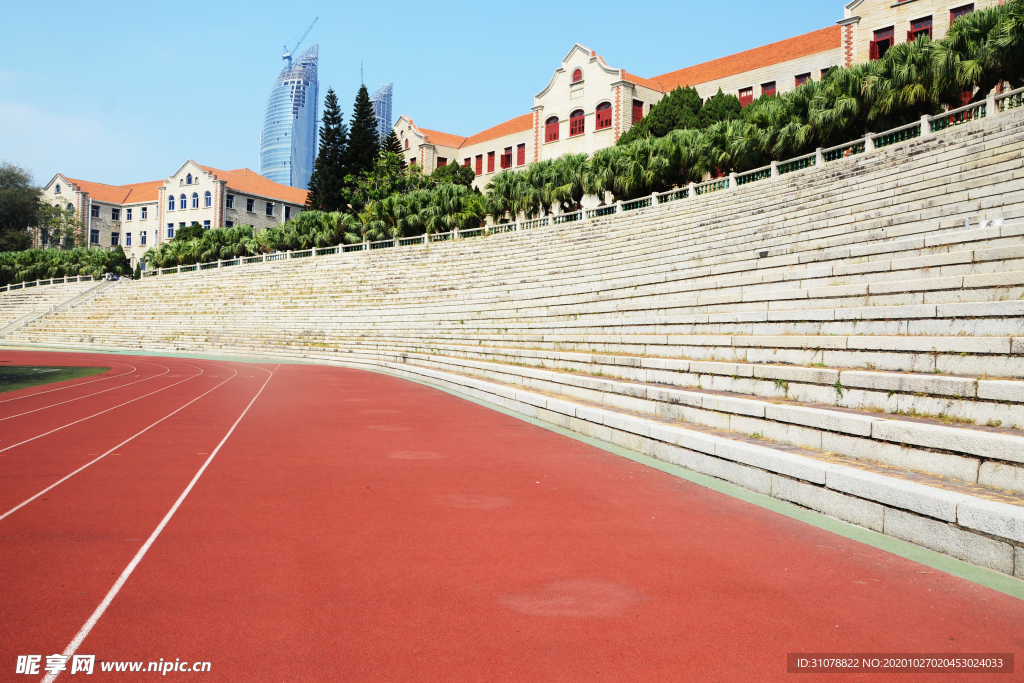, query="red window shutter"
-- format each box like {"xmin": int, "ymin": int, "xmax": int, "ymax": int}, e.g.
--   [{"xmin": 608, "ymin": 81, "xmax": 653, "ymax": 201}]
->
[
  {"xmin": 463, "ymin": 158, "xmax": 470, "ymax": 167},
  {"xmin": 570, "ymin": 110, "xmax": 585, "ymax": 136},
  {"xmin": 632, "ymin": 100, "xmax": 643, "ymax": 124},
  {"xmin": 572, "ymin": 68, "xmax": 582, "ymax": 84},
  {"xmin": 487, "ymin": 152, "xmax": 495, "ymax": 173},
  {"xmin": 545, "ymin": 116, "xmax": 559, "ymax": 143},
  {"xmin": 869, "ymin": 40, "xmax": 879, "ymax": 60},
  {"xmin": 475, "ymin": 155, "xmax": 482, "ymax": 175},
  {"xmin": 907, "ymin": 30, "xmax": 915, "ymax": 42},
  {"xmin": 596, "ymin": 102, "xmax": 611, "ymax": 130},
  {"xmin": 517, "ymin": 143, "xmax": 526, "ymax": 166},
  {"xmin": 437, "ymin": 157, "xmax": 447, "ymax": 167},
  {"xmin": 738, "ymin": 88, "xmax": 753, "ymax": 108}
]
